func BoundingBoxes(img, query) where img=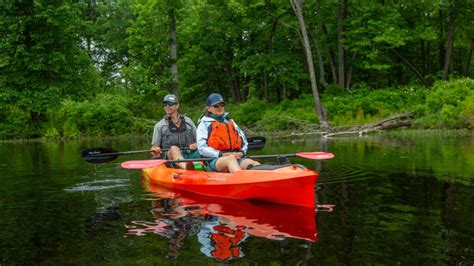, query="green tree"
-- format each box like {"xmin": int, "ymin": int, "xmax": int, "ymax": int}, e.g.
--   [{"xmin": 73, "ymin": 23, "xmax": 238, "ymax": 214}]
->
[
  {"xmin": 124, "ymin": 0, "xmax": 174, "ymax": 100},
  {"xmin": 87, "ymin": 0, "xmax": 134, "ymax": 87},
  {"xmin": 0, "ymin": 0, "xmax": 99, "ymax": 131}
]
